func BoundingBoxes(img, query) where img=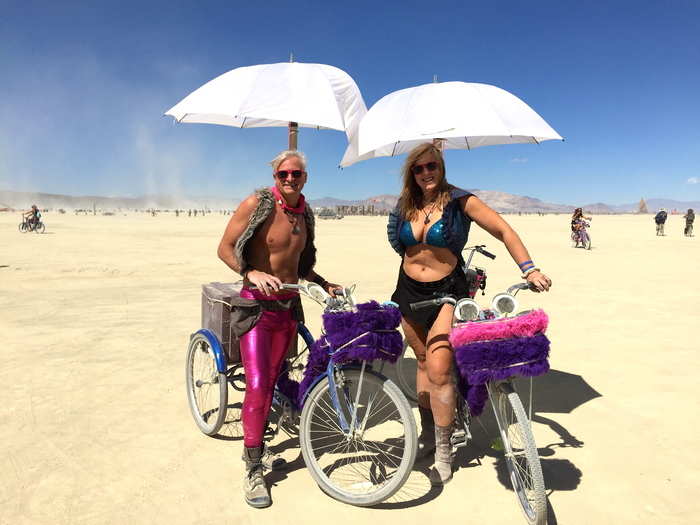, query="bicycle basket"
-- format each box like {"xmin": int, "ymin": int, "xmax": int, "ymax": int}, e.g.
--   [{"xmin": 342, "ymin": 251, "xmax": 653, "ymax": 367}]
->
[
  {"xmin": 322, "ymin": 301, "xmax": 403, "ymax": 363},
  {"xmin": 295, "ymin": 302, "xmax": 403, "ymax": 409},
  {"xmin": 450, "ymin": 309, "xmax": 551, "ymax": 416}
]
